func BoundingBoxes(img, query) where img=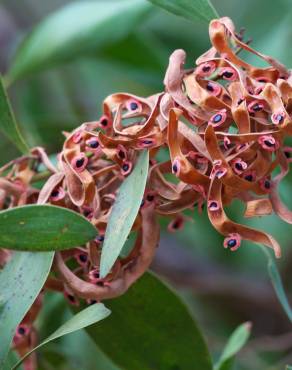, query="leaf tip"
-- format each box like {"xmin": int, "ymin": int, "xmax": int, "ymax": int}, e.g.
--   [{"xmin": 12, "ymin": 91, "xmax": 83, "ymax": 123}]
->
[{"xmin": 243, "ymin": 321, "xmax": 252, "ymax": 332}]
